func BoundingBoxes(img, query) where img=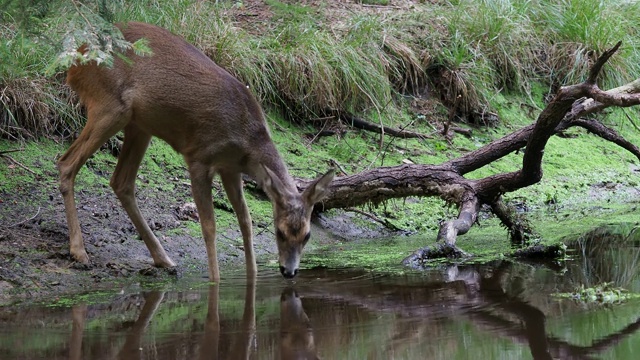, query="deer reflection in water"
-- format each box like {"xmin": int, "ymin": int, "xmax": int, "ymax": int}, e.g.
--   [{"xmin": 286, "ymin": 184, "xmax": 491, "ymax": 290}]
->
[
  {"xmin": 69, "ymin": 291, "xmax": 166, "ymax": 360},
  {"xmin": 280, "ymin": 287, "xmax": 319, "ymax": 360},
  {"xmin": 68, "ymin": 282, "xmax": 318, "ymax": 360},
  {"xmin": 199, "ymin": 282, "xmax": 256, "ymax": 360}
]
